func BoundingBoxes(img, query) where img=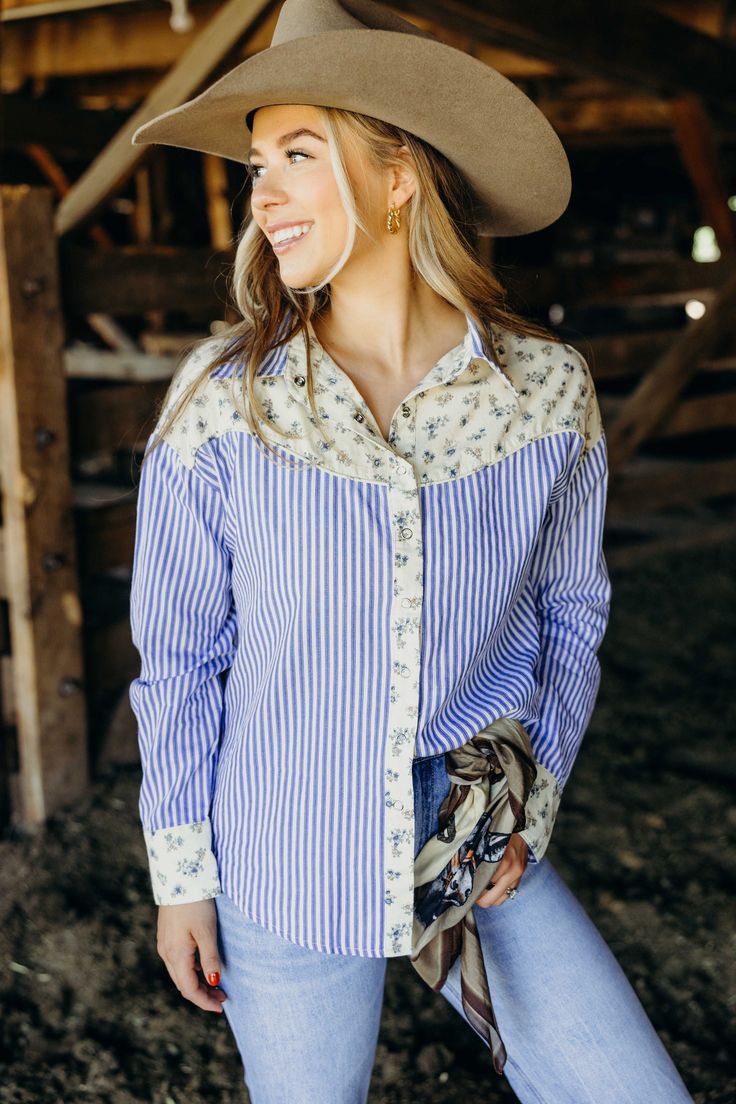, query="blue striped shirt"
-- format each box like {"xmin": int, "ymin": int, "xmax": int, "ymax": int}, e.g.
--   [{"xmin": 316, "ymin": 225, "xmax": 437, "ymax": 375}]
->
[{"xmin": 129, "ymin": 310, "xmax": 611, "ymax": 957}]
